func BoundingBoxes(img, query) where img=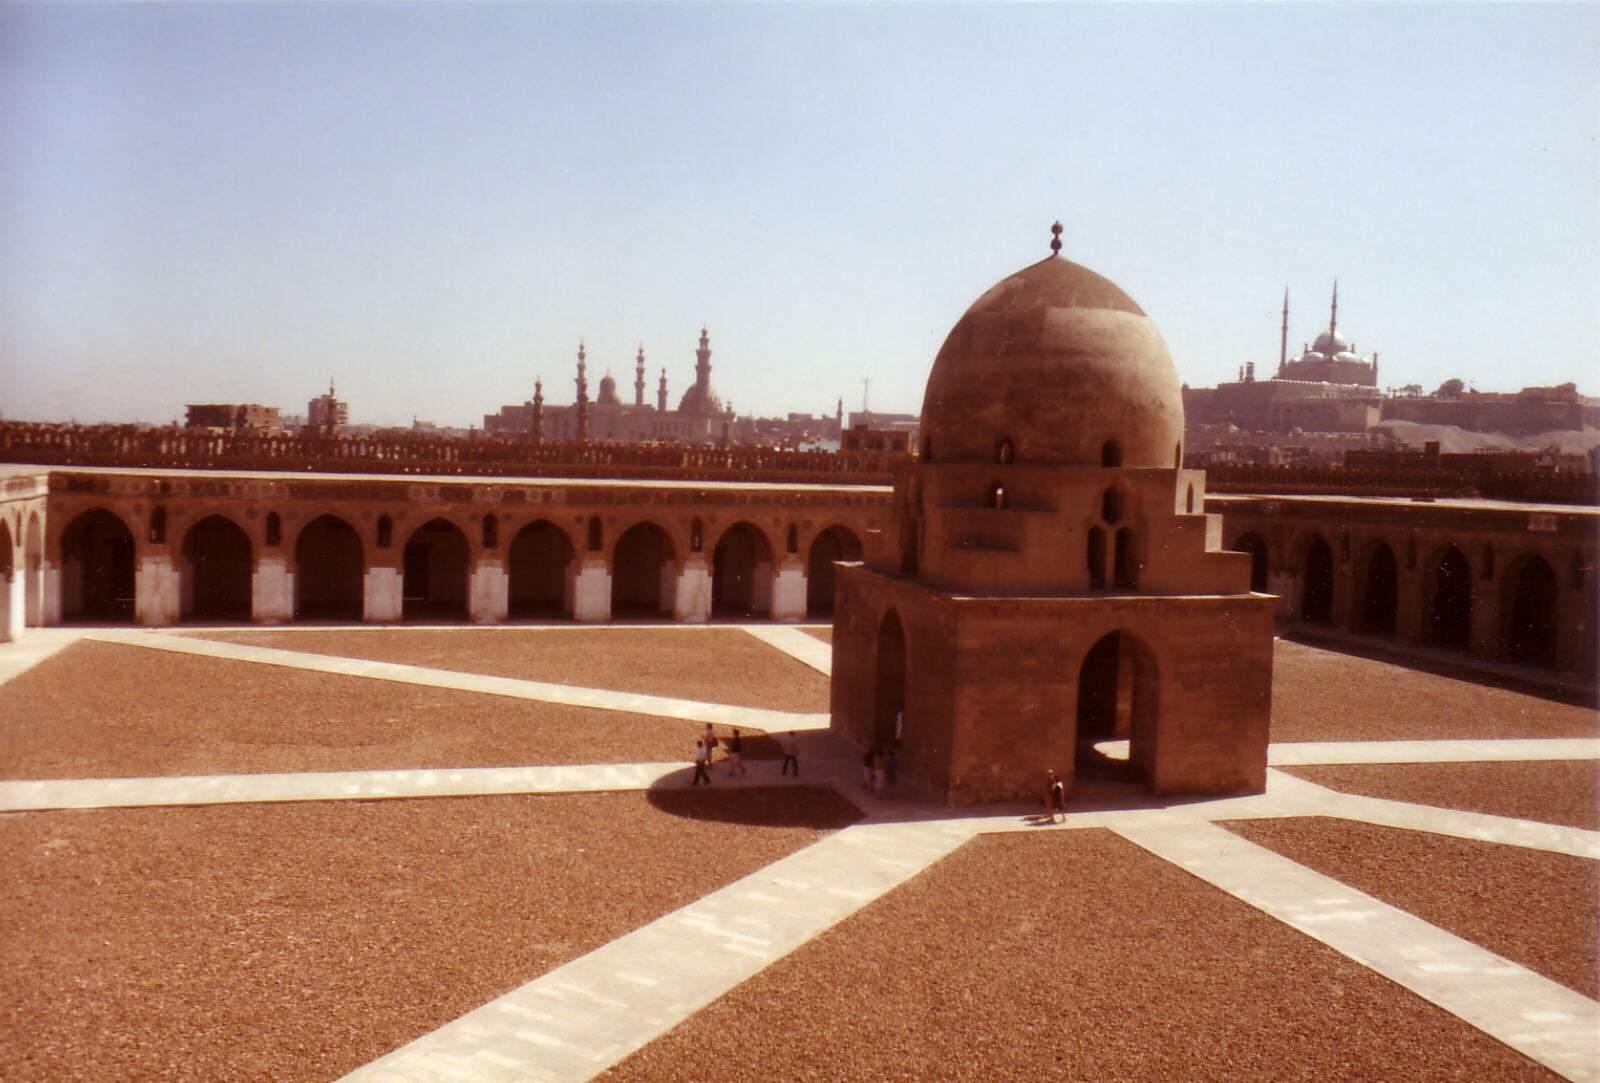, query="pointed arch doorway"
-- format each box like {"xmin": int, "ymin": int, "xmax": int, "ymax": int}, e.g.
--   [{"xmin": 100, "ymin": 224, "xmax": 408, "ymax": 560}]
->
[{"xmin": 1074, "ymin": 630, "xmax": 1157, "ymax": 790}]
